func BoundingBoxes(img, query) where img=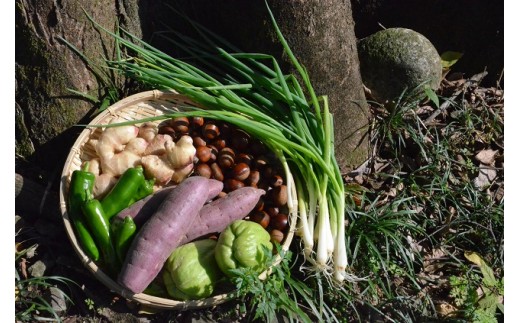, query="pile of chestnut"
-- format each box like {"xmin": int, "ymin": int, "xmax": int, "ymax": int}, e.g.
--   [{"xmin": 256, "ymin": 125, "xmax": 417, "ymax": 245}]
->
[{"xmin": 158, "ymin": 116, "xmax": 291, "ymax": 245}]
